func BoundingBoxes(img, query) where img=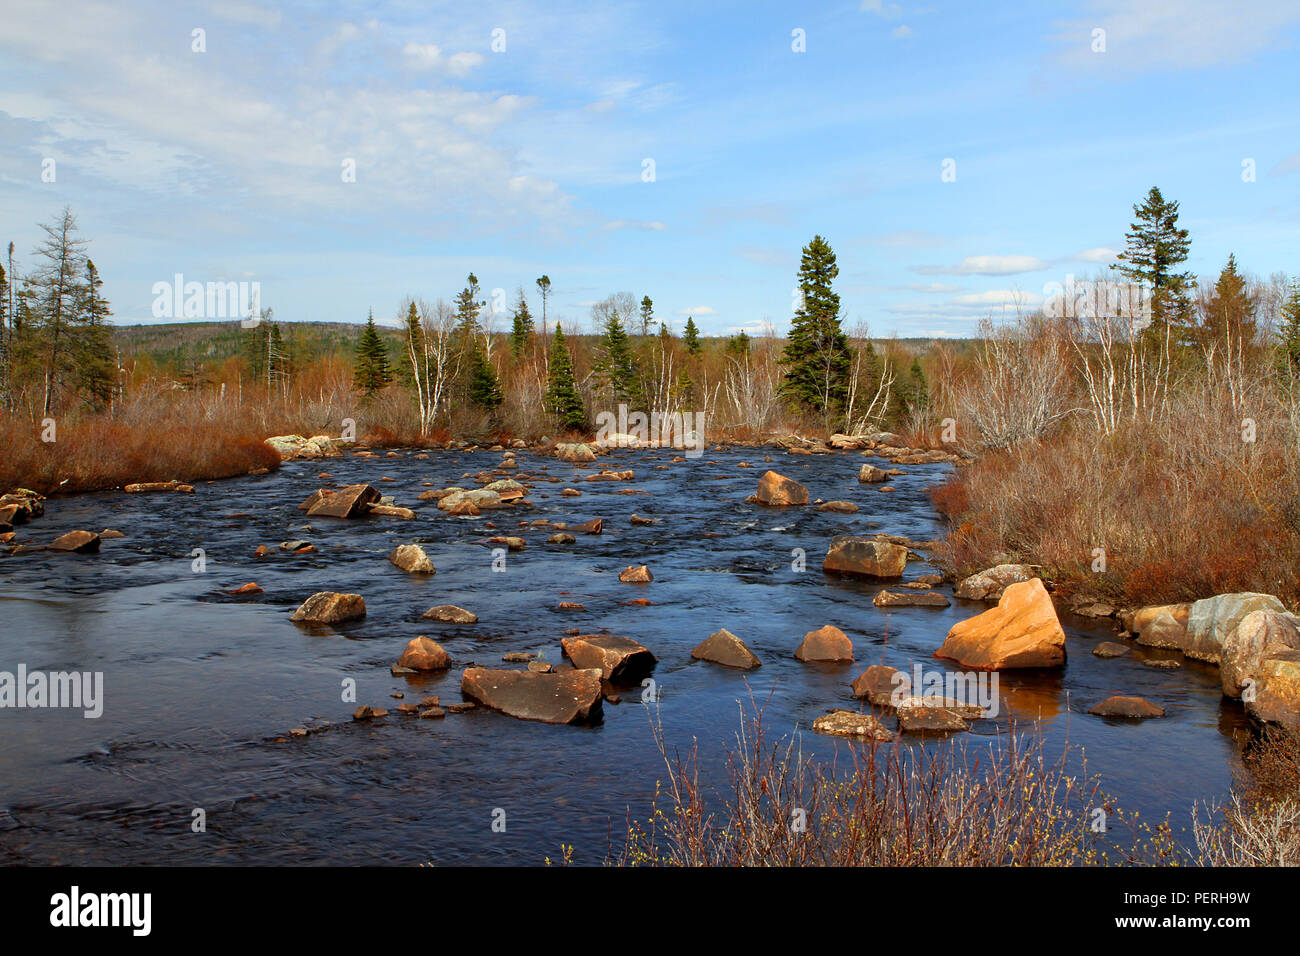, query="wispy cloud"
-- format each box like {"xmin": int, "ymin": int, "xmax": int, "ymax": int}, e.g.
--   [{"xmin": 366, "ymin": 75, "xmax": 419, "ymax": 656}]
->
[{"xmin": 915, "ymin": 255, "xmax": 1049, "ymax": 276}]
